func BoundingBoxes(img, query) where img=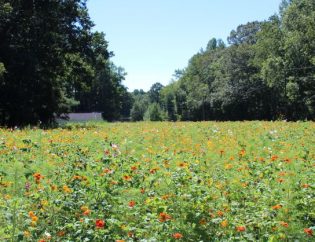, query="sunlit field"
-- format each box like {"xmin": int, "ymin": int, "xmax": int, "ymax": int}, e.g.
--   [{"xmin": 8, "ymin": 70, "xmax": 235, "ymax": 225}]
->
[{"xmin": 0, "ymin": 121, "xmax": 314, "ymax": 241}]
